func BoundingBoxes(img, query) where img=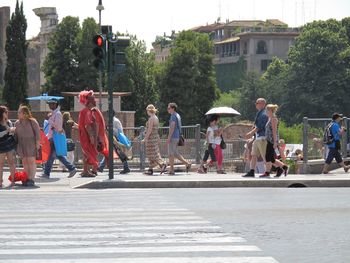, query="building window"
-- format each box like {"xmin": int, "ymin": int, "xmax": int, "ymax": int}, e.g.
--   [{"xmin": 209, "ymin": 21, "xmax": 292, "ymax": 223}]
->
[
  {"xmin": 257, "ymin": 40, "xmax": 267, "ymax": 54},
  {"xmin": 261, "ymin": 59, "xmax": 272, "ymax": 71}
]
